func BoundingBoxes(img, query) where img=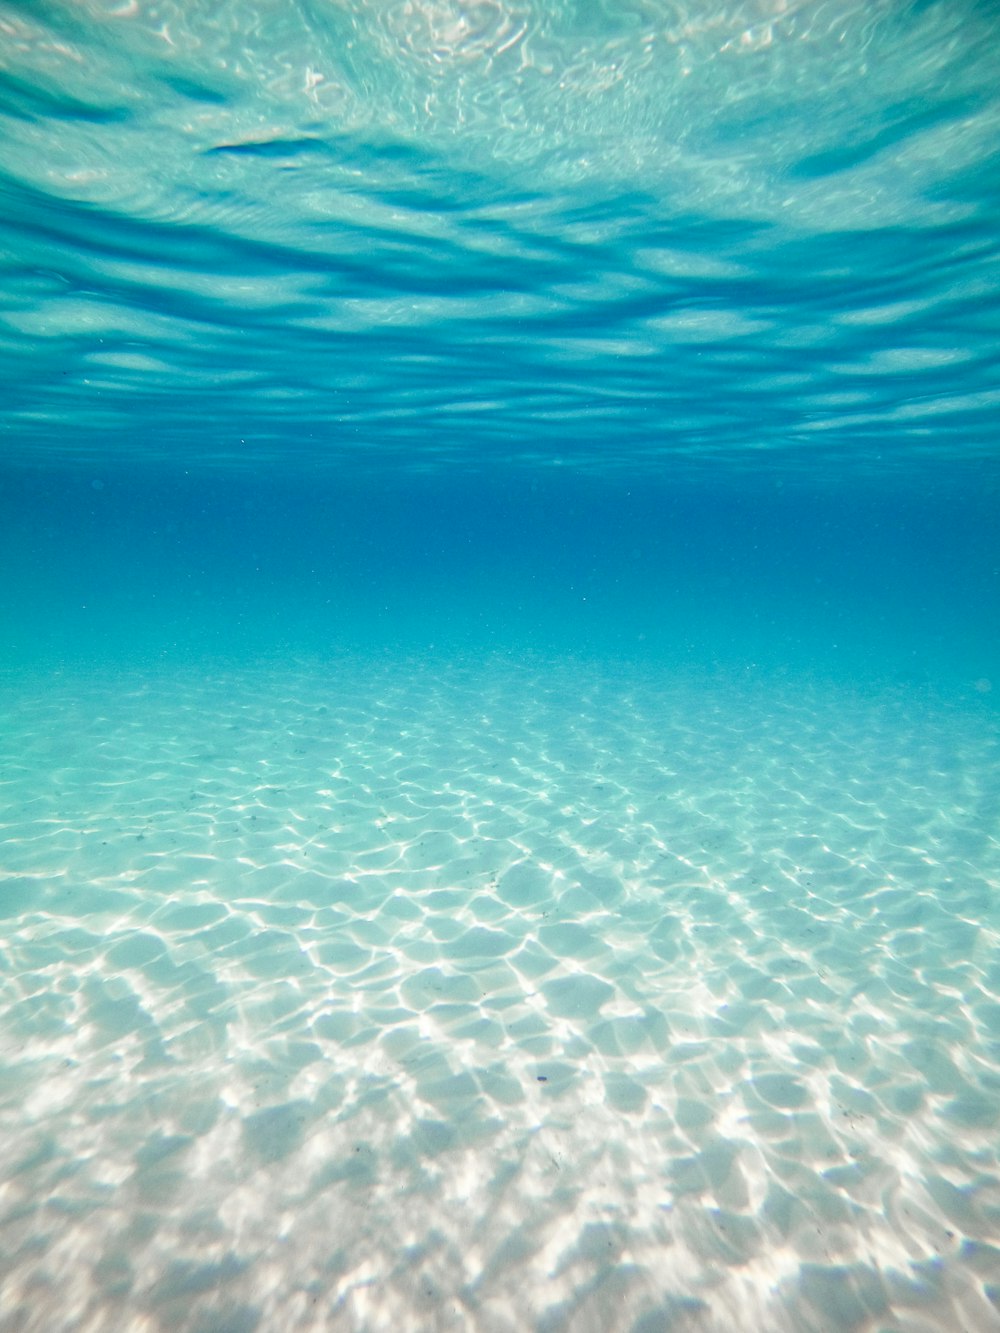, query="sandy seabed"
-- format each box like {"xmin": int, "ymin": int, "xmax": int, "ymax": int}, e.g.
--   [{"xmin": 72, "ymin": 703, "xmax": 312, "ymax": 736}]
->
[{"xmin": 1, "ymin": 655, "xmax": 998, "ymax": 1333}]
